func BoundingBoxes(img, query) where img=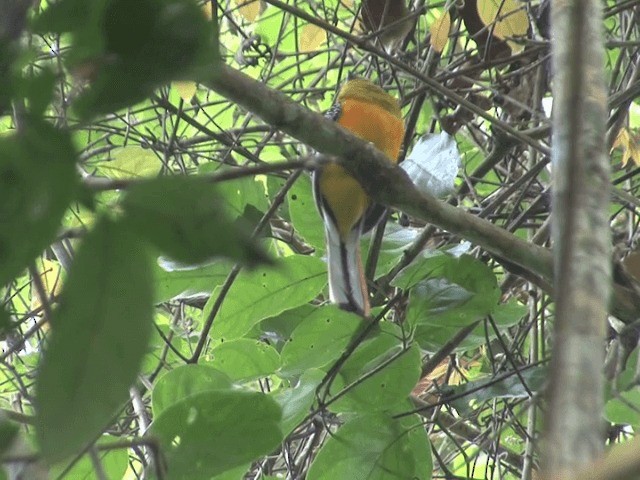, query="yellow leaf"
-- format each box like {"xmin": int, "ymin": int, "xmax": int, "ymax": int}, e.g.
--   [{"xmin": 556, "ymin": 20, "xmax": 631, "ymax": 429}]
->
[
  {"xmin": 100, "ymin": 146, "xmax": 162, "ymax": 180},
  {"xmin": 430, "ymin": 11, "xmax": 451, "ymax": 53},
  {"xmin": 477, "ymin": 0, "xmax": 528, "ymax": 53},
  {"xmin": 172, "ymin": 81, "xmax": 197, "ymax": 101},
  {"xmin": 202, "ymin": 1, "xmax": 213, "ymax": 20},
  {"xmin": 32, "ymin": 259, "xmax": 63, "ymax": 312},
  {"xmin": 299, "ymin": 23, "xmax": 328, "ymax": 53},
  {"xmin": 234, "ymin": 0, "xmax": 262, "ymax": 22},
  {"xmin": 612, "ymin": 127, "xmax": 640, "ymax": 167}
]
